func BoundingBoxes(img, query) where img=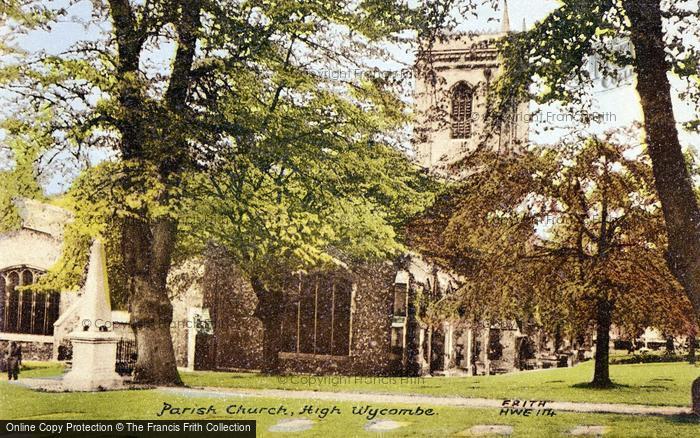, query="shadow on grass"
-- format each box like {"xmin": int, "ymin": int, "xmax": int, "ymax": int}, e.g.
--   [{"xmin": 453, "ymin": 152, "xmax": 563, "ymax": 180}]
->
[
  {"xmin": 638, "ymin": 385, "xmax": 669, "ymax": 391},
  {"xmin": 571, "ymin": 382, "xmax": 631, "ymax": 390},
  {"xmin": 666, "ymin": 413, "xmax": 700, "ymax": 424}
]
